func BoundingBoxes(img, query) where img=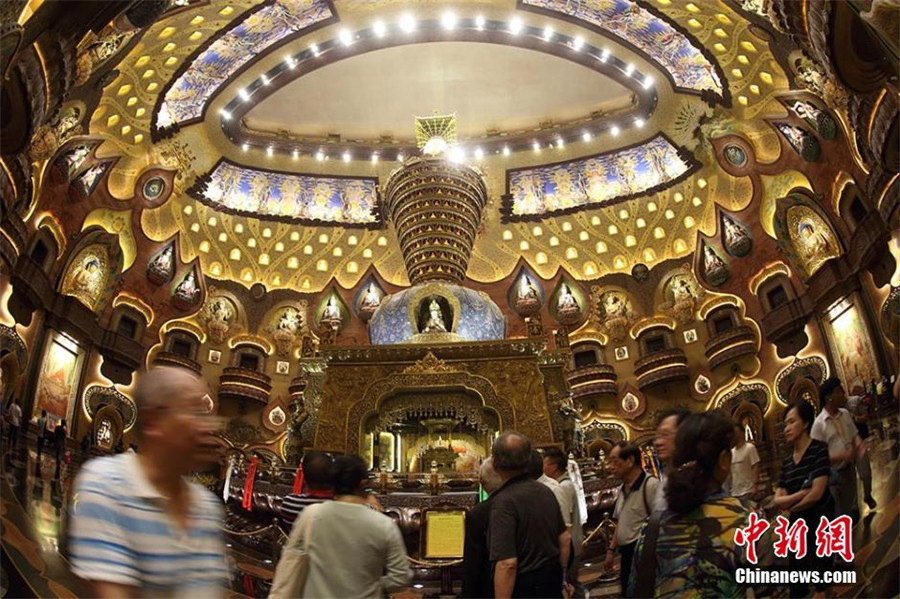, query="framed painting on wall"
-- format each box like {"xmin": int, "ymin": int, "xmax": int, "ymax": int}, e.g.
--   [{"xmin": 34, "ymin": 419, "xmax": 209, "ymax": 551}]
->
[
  {"xmin": 33, "ymin": 331, "xmax": 85, "ymax": 427},
  {"xmin": 823, "ymin": 294, "xmax": 880, "ymax": 393}
]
